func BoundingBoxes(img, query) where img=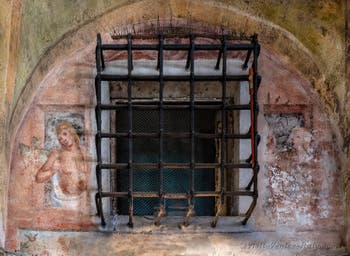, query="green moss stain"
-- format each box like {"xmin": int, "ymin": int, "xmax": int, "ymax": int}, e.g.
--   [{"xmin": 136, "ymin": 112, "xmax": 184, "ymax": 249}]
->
[
  {"xmin": 14, "ymin": 0, "xmax": 134, "ymax": 108},
  {"xmin": 230, "ymin": 0, "xmax": 344, "ymax": 55},
  {"xmin": 227, "ymin": 0, "xmax": 345, "ymax": 112}
]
